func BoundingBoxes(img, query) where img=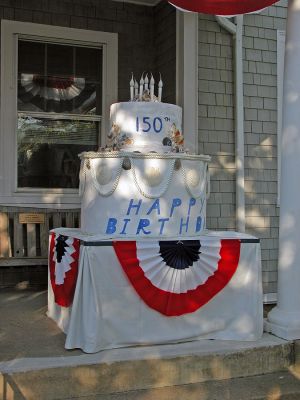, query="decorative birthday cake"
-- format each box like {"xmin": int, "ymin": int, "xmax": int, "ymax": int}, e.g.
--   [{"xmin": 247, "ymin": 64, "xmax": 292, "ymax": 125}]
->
[{"xmin": 79, "ymin": 73, "xmax": 210, "ymax": 238}]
